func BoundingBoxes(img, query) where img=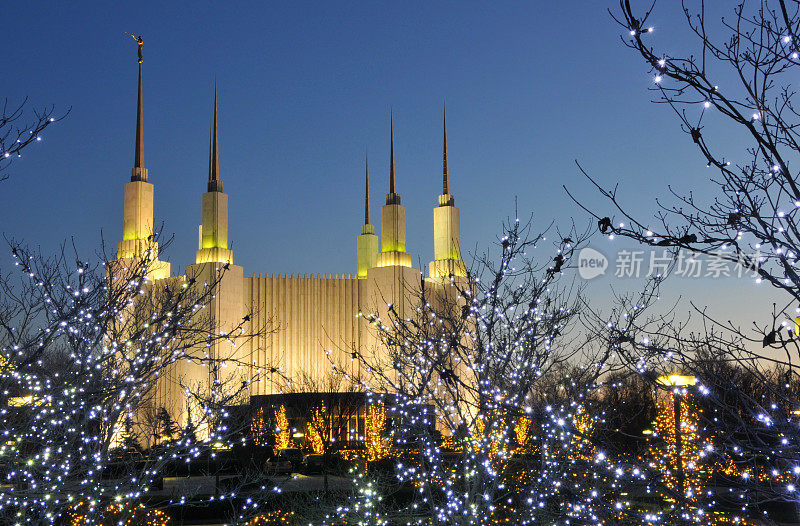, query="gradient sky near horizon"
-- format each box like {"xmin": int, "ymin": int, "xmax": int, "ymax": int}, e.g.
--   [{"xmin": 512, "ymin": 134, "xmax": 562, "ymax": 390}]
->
[{"xmin": 2, "ymin": 1, "xmax": 780, "ymax": 330}]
